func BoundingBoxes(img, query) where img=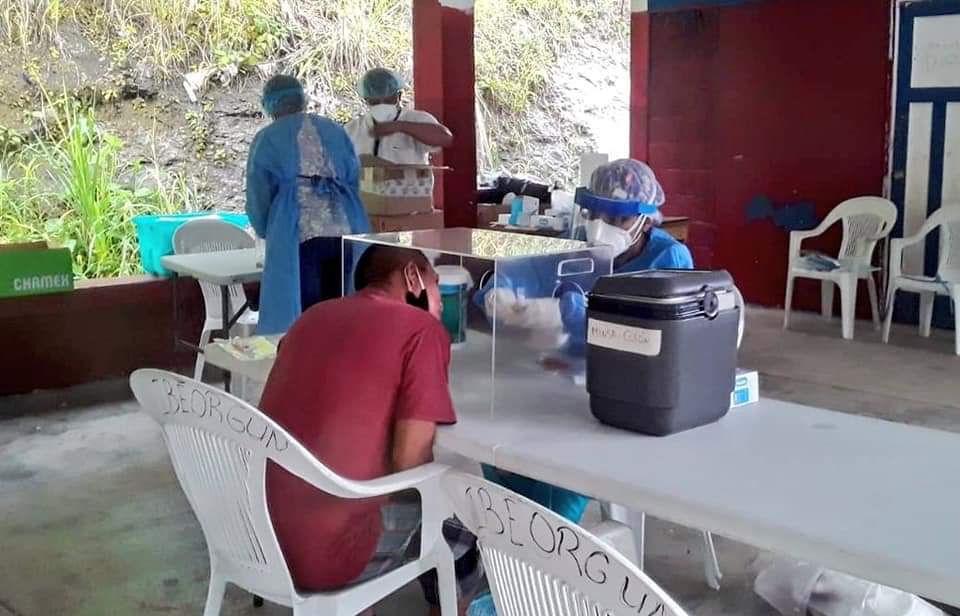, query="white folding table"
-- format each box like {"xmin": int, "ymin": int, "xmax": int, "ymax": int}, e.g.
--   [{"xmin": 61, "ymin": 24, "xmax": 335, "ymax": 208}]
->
[
  {"xmin": 440, "ymin": 388, "xmax": 960, "ymax": 607},
  {"xmin": 160, "ymin": 248, "xmax": 262, "ymax": 350},
  {"xmin": 203, "ymin": 334, "xmax": 960, "ymax": 606}
]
